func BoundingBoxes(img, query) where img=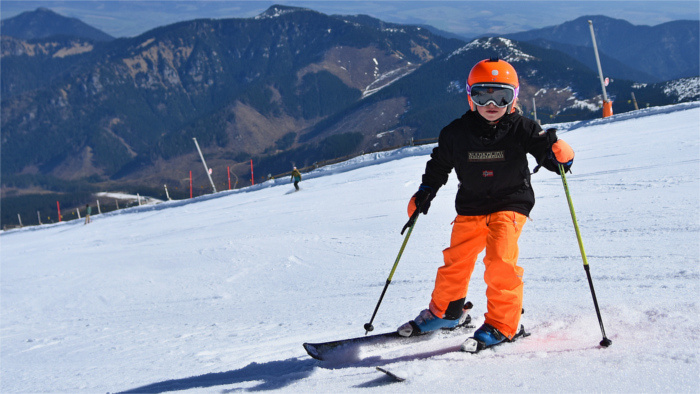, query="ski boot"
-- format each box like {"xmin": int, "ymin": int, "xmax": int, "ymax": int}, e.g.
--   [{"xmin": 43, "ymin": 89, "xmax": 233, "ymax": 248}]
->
[
  {"xmin": 461, "ymin": 323, "xmax": 529, "ymax": 353},
  {"xmin": 398, "ymin": 302, "xmax": 472, "ymax": 337}
]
